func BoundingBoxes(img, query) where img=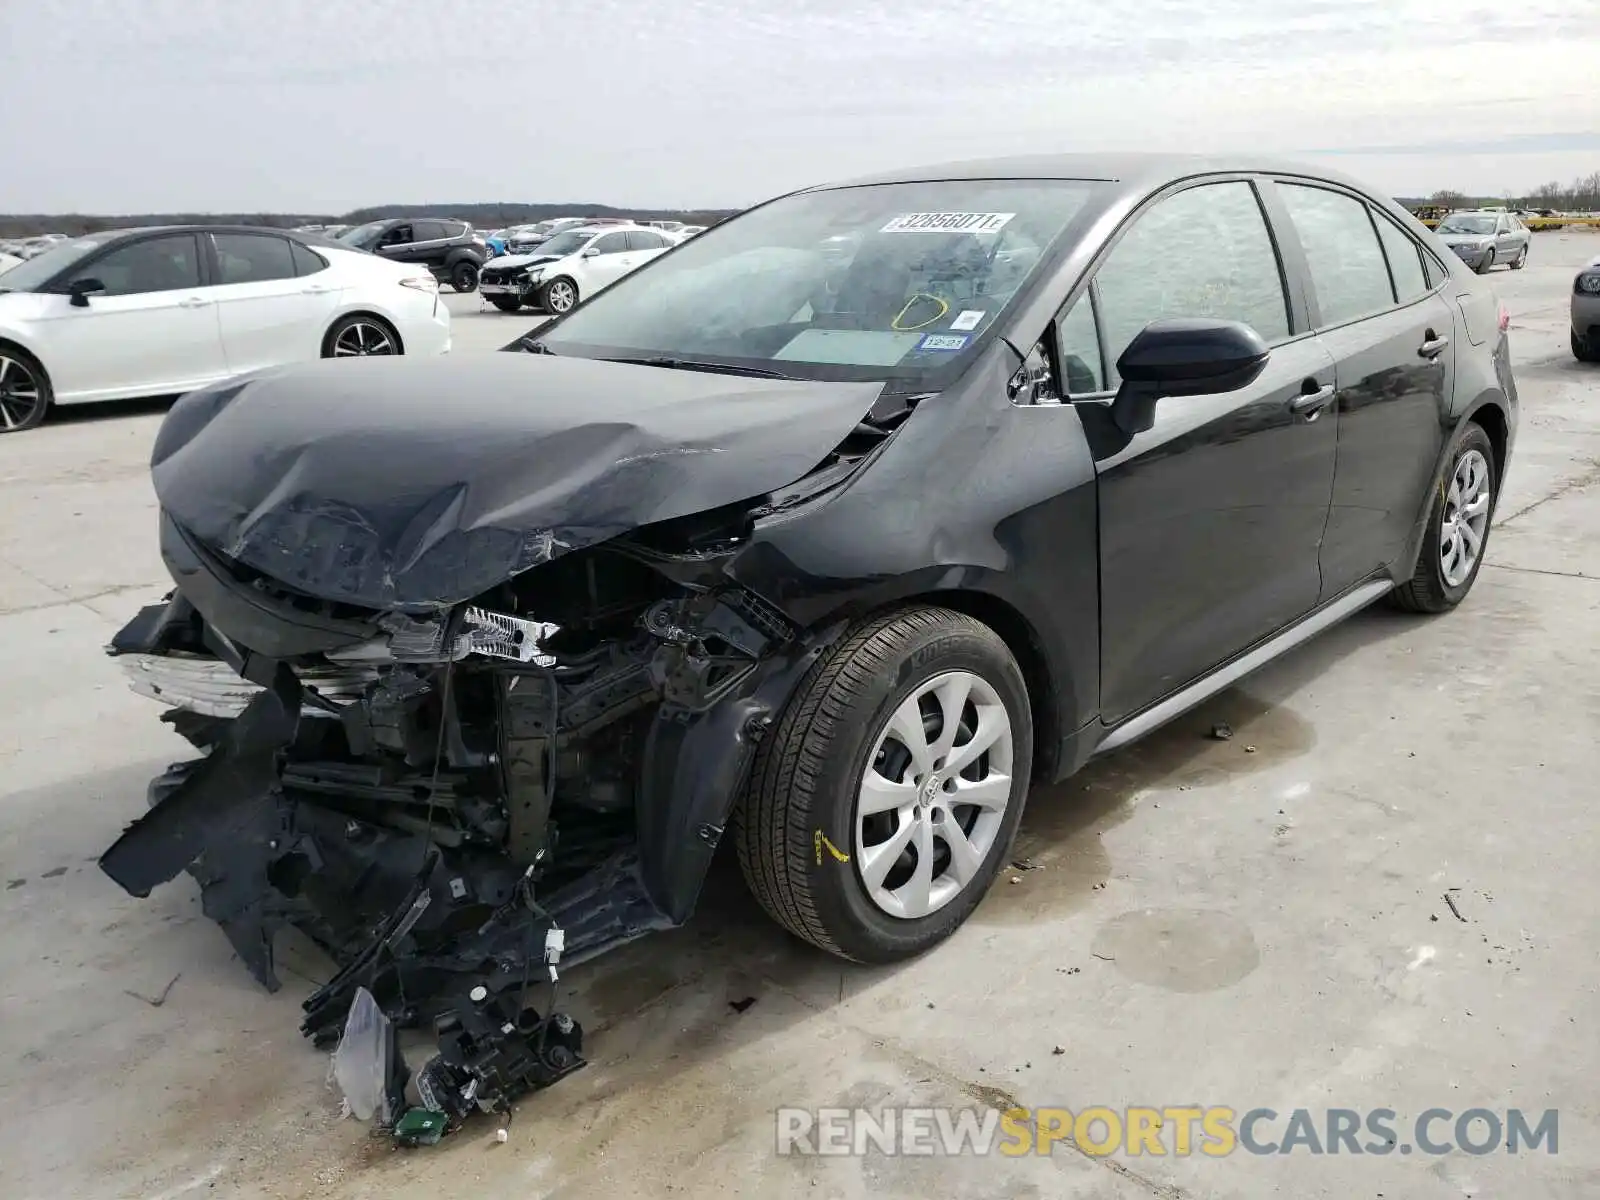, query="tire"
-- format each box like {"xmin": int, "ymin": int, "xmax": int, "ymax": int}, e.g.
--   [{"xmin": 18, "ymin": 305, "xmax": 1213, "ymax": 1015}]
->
[
  {"xmin": 1574, "ymin": 329, "xmax": 1600, "ymax": 363},
  {"xmin": 322, "ymin": 314, "xmax": 402, "ymax": 359},
  {"xmin": 1510, "ymin": 245, "xmax": 1528, "ymax": 270},
  {"xmin": 0, "ymin": 343, "xmax": 52, "ymax": 434},
  {"xmin": 539, "ymin": 276, "xmax": 578, "ymax": 315},
  {"xmin": 1475, "ymin": 249, "xmax": 1495, "ymax": 275},
  {"xmin": 489, "ymin": 297, "xmax": 523, "ymax": 313},
  {"xmin": 1390, "ymin": 423, "xmax": 1498, "ymax": 614},
  {"xmin": 451, "ymin": 260, "xmax": 479, "ymax": 293},
  {"xmin": 733, "ymin": 606, "xmax": 1034, "ymax": 963}
]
